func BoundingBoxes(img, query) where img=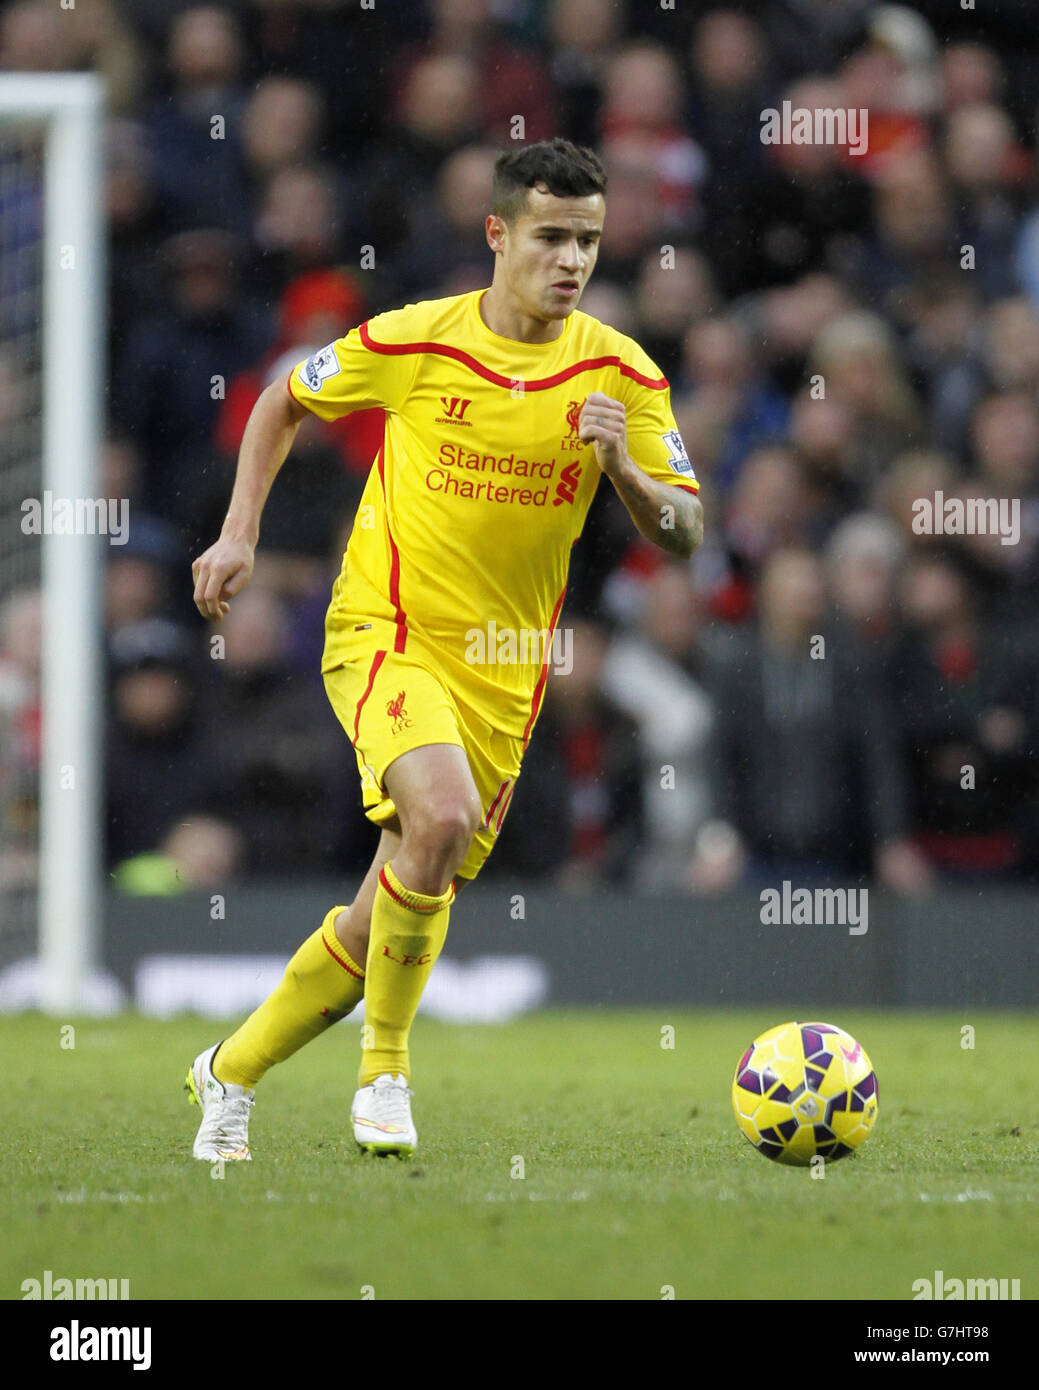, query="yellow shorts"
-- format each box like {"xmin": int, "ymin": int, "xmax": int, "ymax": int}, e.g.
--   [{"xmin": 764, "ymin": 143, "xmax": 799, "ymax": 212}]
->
[{"xmin": 322, "ymin": 616, "xmax": 524, "ymax": 880}]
